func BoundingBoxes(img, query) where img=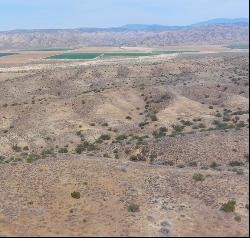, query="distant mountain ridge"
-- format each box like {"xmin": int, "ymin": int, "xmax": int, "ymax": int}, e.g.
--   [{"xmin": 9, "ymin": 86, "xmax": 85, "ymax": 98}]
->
[
  {"xmin": 191, "ymin": 18, "xmax": 249, "ymax": 27},
  {"xmin": 1, "ymin": 18, "xmax": 249, "ymax": 33},
  {"xmin": 0, "ymin": 18, "xmax": 248, "ymax": 49}
]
